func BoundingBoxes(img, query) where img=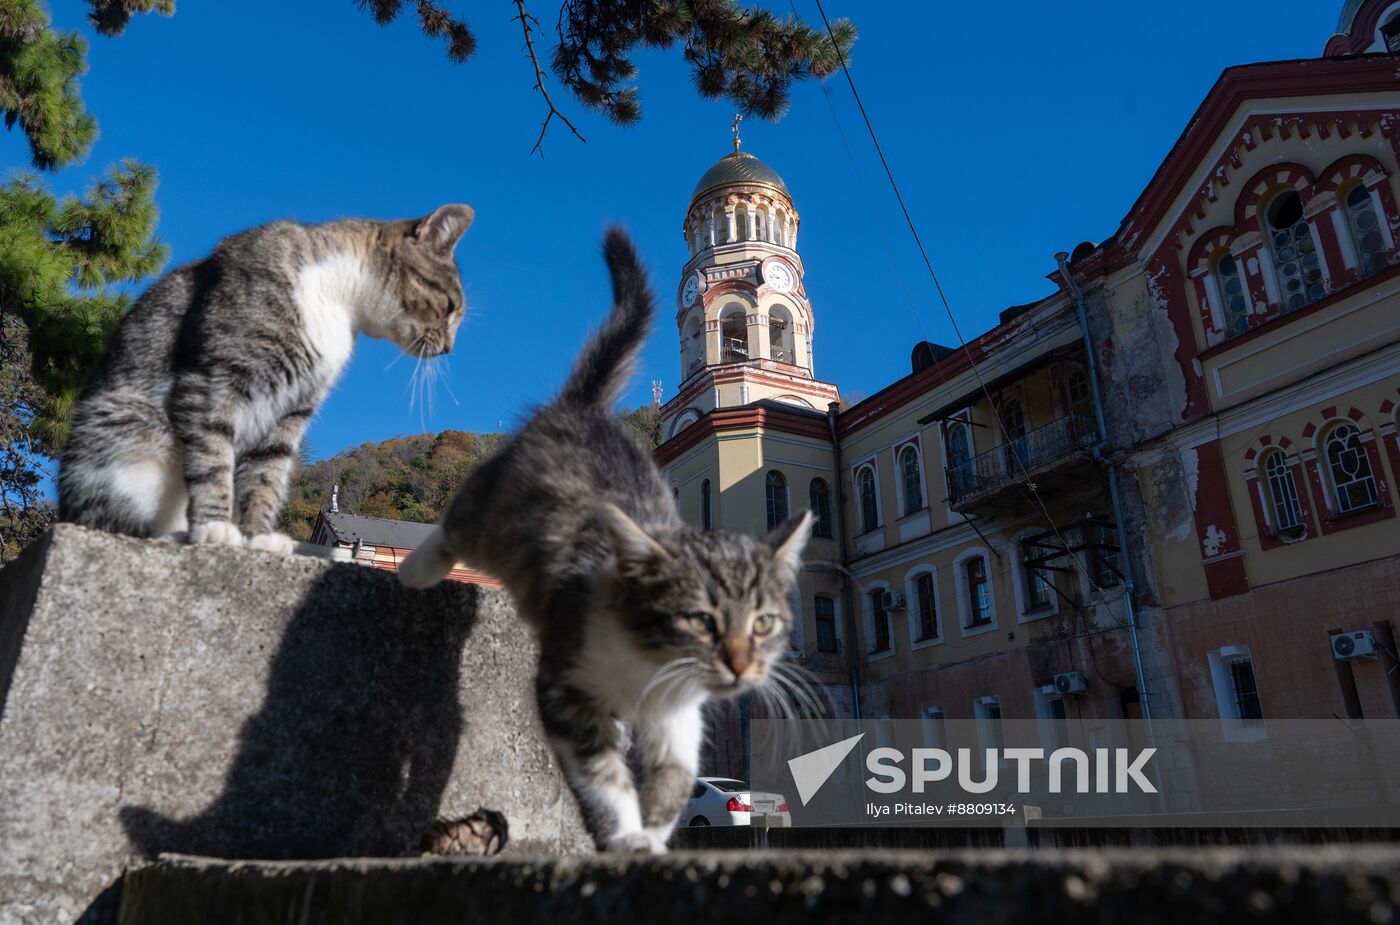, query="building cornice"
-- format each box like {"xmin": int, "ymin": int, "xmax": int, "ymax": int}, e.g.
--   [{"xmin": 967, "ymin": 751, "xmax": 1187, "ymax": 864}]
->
[{"xmin": 654, "ymin": 404, "xmax": 832, "ymax": 466}]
